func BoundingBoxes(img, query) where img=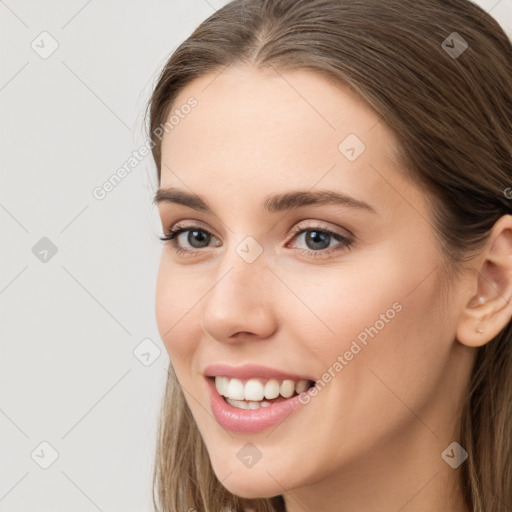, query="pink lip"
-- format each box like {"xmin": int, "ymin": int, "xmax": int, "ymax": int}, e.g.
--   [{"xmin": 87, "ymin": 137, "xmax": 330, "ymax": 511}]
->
[
  {"xmin": 203, "ymin": 363, "xmax": 315, "ymax": 382},
  {"xmin": 206, "ymin": 377, "xmax": 308, "ymax": 433}
]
